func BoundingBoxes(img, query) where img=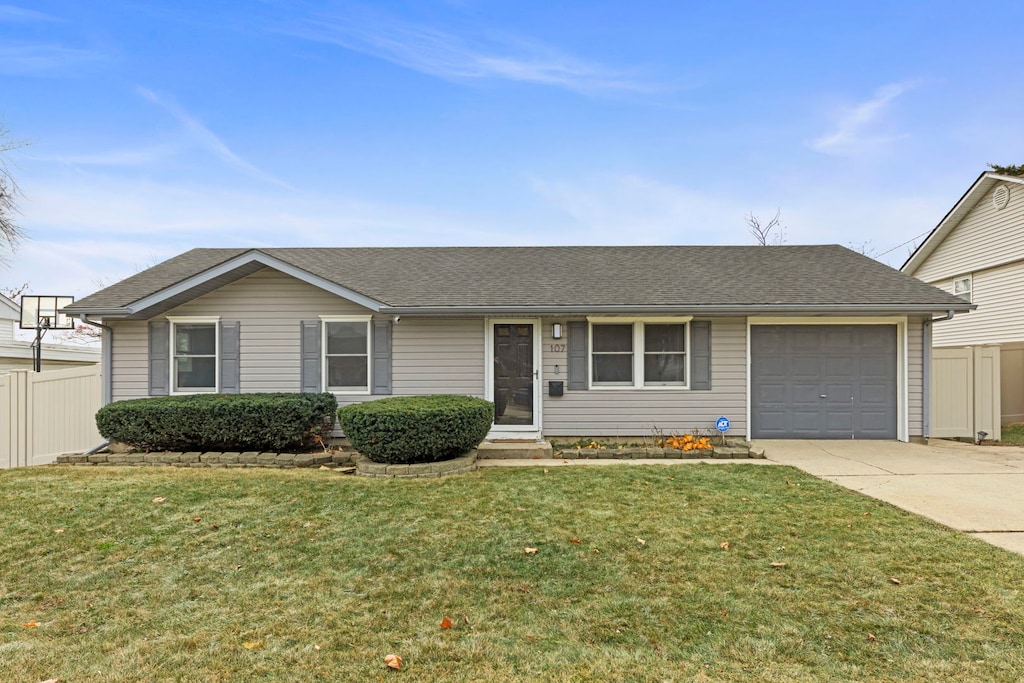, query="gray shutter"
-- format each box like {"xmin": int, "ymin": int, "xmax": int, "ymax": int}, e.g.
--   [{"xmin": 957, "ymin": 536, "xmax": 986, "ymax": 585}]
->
[
  {"xmin": 567, "ymin": 321, "xmax": 588, "ymax": 390},
  {"xmin": 300, "ymin": 320, "xmax": 322, "ymax": 393},
  {"xmin": 690, "ymin": 320, "xmax": 712, "ymax": 391},
  {"xmin": 372, "ymin": 319, "xmax": 392, "ymax": 395},
  {"xmin": 148, "ymin": 320, "xmax": 169, "ymax": 396},
  {"xmin": 220, "ymin": 321, "xmax": 240, "ymax": 394}
]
